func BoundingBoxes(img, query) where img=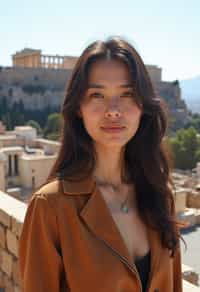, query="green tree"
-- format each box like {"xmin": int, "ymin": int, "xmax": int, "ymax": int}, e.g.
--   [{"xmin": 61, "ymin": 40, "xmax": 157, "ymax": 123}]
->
[
  {"xmin": 44, "ymin": 113, "xmax": 62, "ymax": 140},
  {"xmin": 0, "ymin": 96, "xmax": 8, "ymax": 118},
  {"xmin": 184, "ymin": 113, "xmax": 200, "ymax": 133},
  {"xmin": 26, "ymin": 120, "xmax": 43, "ymax": 135},
  {"xmin": 168, "ymin": 127, "xmax": 200, "ymax": 169},
  {"xmin": 2, "ymin": 113, "xmax": 12, "ymax": 130},
  {"xmin": 195, "ymin": 148, "xmax": 200, "ymax": 162}
]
